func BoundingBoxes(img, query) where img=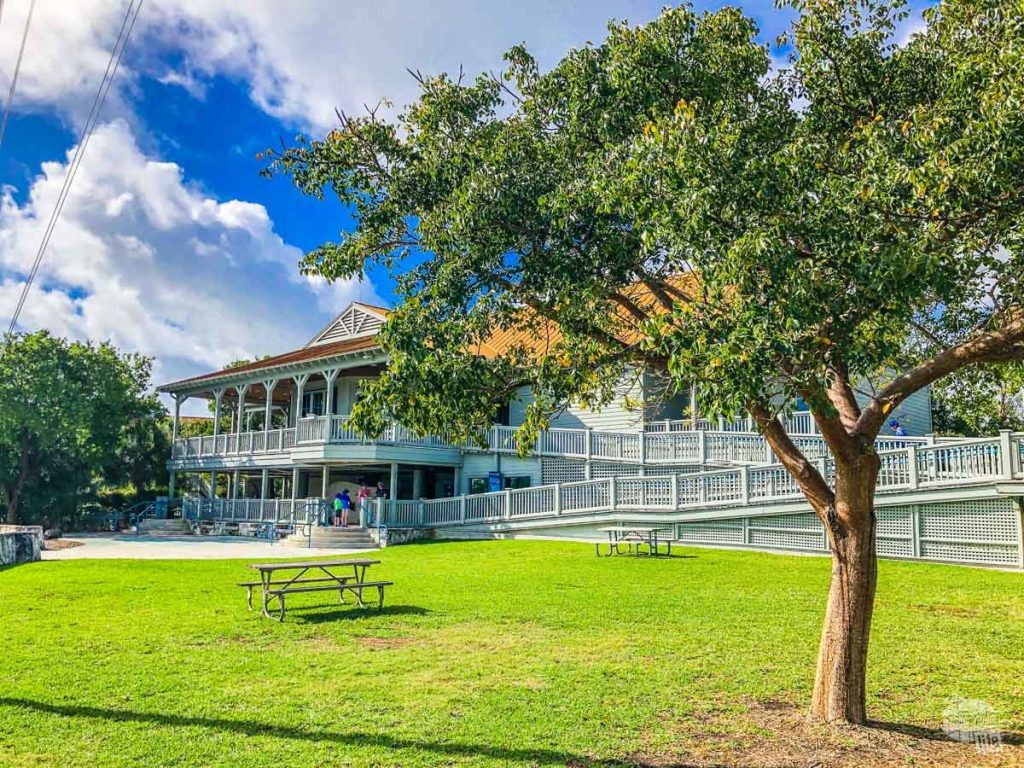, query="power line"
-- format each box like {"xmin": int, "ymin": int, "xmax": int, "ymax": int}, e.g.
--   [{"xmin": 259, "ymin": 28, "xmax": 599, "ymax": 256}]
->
[
  {"xmin": 2, "ymin": 0, "xmax": 144, "ymax": 356},
  {"xmin": 0, "ymin": 0, "xmax": 36, "ymax": 147}
]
